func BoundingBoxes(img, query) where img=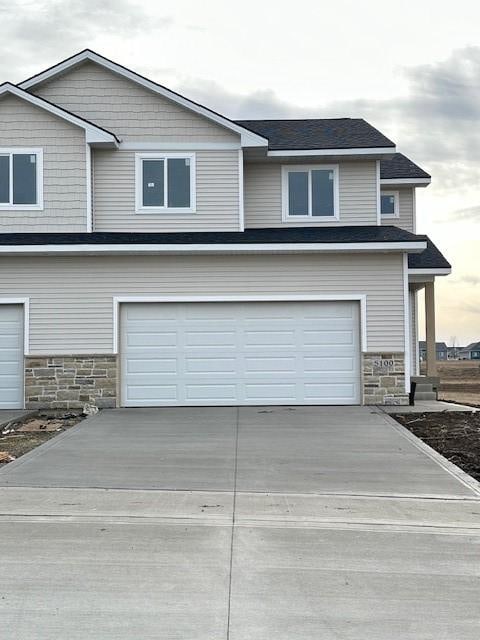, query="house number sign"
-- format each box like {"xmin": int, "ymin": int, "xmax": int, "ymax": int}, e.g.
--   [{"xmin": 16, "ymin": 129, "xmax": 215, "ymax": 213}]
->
[{"xmin": 373, "ymin": 359, "xmax": 394, "ymax": 368}]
